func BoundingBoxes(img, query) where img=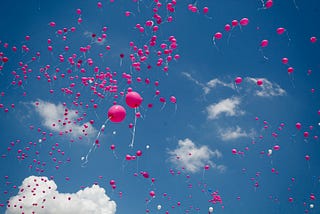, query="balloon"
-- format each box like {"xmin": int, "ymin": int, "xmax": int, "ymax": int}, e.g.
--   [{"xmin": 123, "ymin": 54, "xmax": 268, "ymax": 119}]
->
[
  {"xmin": 282, "ymin": 57, "xmax": 288, "ymax": 64},
  {"xmin": 125, "ymin": 91, "xmax": 143, "ymax": 108},
  {"xmin": 276, "ymin": 27, "xmax": 285, "ymax": 35},
  {"xmin": 170, "ymin": 96, "xmax": 177, "ymax": 104},
  {"xmin": 287, "ymin": 67, "xmax": 294, "ymax": 73},
  {"xmin": 214, "ymin": 32, "xmax": 222, "ymax": 40},
  {"xmin": 232, "ymin": 149, "xmax": 237, "ymax": 154},
  {"xmin": 157, "ymin": 205, "xmax": 162, "ymax": 210},
  {"xmin": 235, "ymin": 77, "xmax": 242, "ymax": 84},
  {"xmin": 203, "ymin": 7, "xmax": 209, "ymax": 14},
  {"xmin": 260, "ymin": 39, "xmax": 268, "ymax": 47},
  {"xmin": 149, "ymin": 190, "xmax": 155, "ymax": 197},
  {"xmin": 310, "ymin": 36, "xmax": 317, "ymax": 43},
  {"xmin": 225, "ymin": 24, "xmax": 231, "ymax": 32},
  {"xmin": 273, "ymin": 145, "xmax": 280, "ymax": 151},
  {"xmin": 240, "ymin": 18, "xmax": 249, "ymax": 26},
  {"xmin": 209, "ymin": 206, "xmax": 214, "ymax": 213},
  {"xmin": 256, "ymin": 79, "xmax": 263, "ymax": 86},
  {"xmin": 231, "ymin": 20, "xmax": 238, "ymax": 27},
  {"xmin": 265, "ymin": 0, "xmax": 273, "ymax": 8},
  {"xmin": 107, "ymin": 105, "xmax": 126, "ymax": 123},
  {"xmin": 295, "ymin": 122, "xmax": 301, "ymax": 130}
]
